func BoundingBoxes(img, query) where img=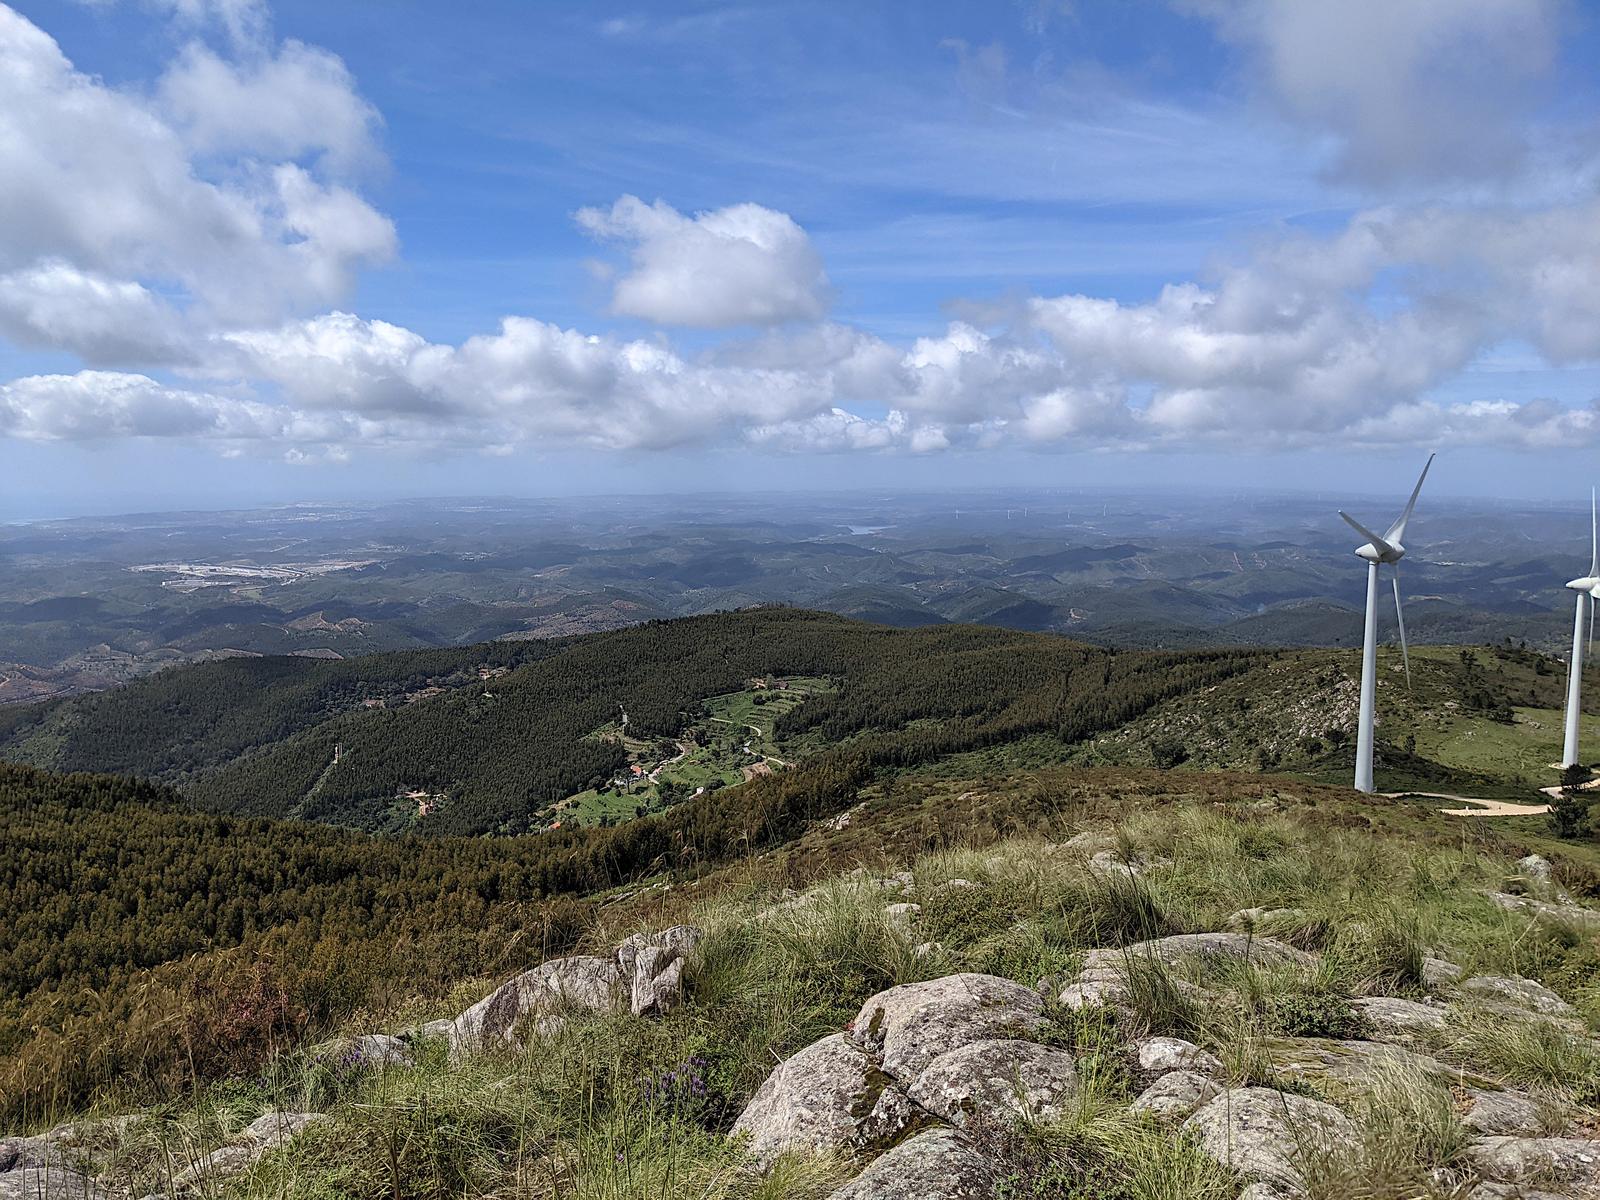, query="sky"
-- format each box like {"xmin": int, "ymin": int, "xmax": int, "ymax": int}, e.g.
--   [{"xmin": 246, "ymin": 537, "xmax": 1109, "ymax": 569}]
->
[{"xmin": 4, "ymin": 0, "xmax": 1600, "ymax": 517}]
